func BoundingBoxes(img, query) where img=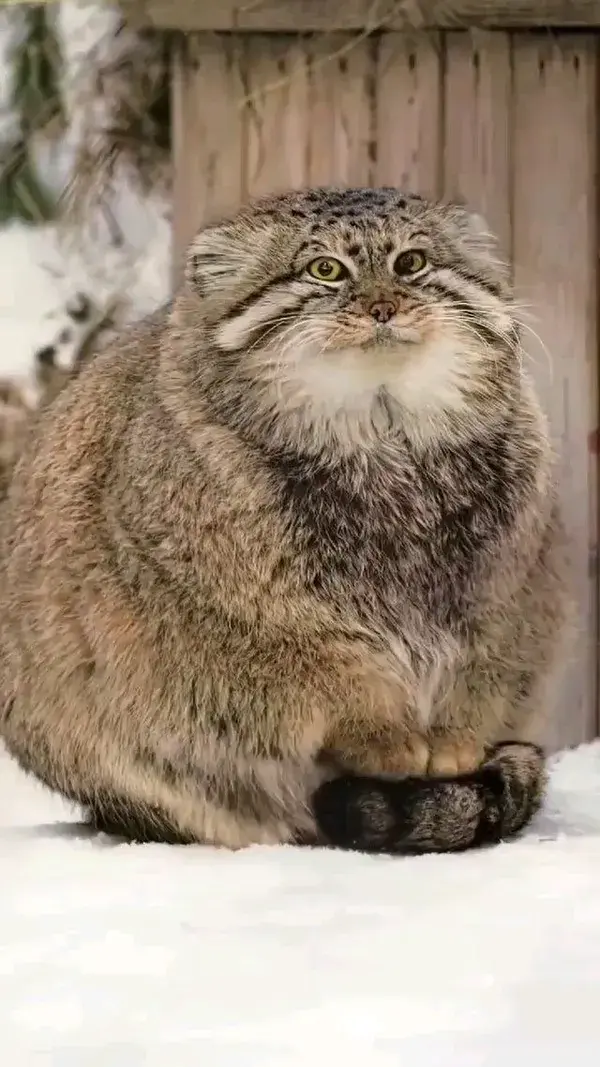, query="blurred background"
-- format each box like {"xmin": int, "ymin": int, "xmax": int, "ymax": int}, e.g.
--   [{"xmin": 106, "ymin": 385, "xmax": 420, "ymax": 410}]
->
[
  {"xmin": 0, "ymin": 0, "xmax": 597, "ymax": 751},
  {"xmin": 0, "ymin": 0, "xmax": 171, "ymax": 389}
]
